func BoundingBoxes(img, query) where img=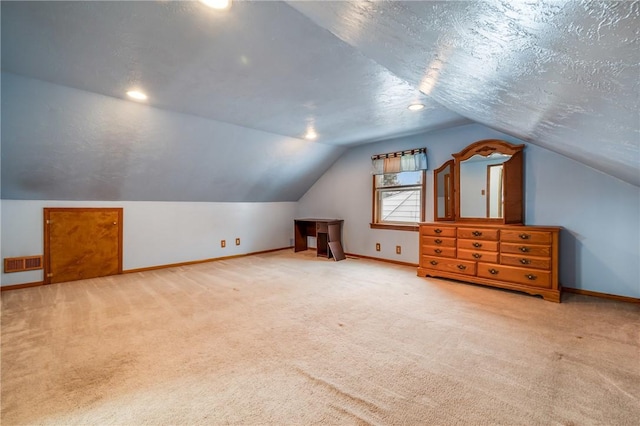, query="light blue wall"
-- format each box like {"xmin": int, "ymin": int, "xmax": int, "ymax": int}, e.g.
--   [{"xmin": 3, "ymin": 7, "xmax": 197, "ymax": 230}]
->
[
  {"xmin": 525, "ymin": 142, "xmax": 640, "ymax": 299},
  {"xmin": 0, "ymin": 73, "xmax": 339, "ymax": 287},
  {"xmin": 297, "ymin": 124, "xmax": 640, "ymax": 299},
  {"xmin": 1, "ymin": 73, "xmax": 346, "ymax": 202},
  {"xmin": 1, "ymin": 200, "xmax": 297, "ymax": 286}
]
